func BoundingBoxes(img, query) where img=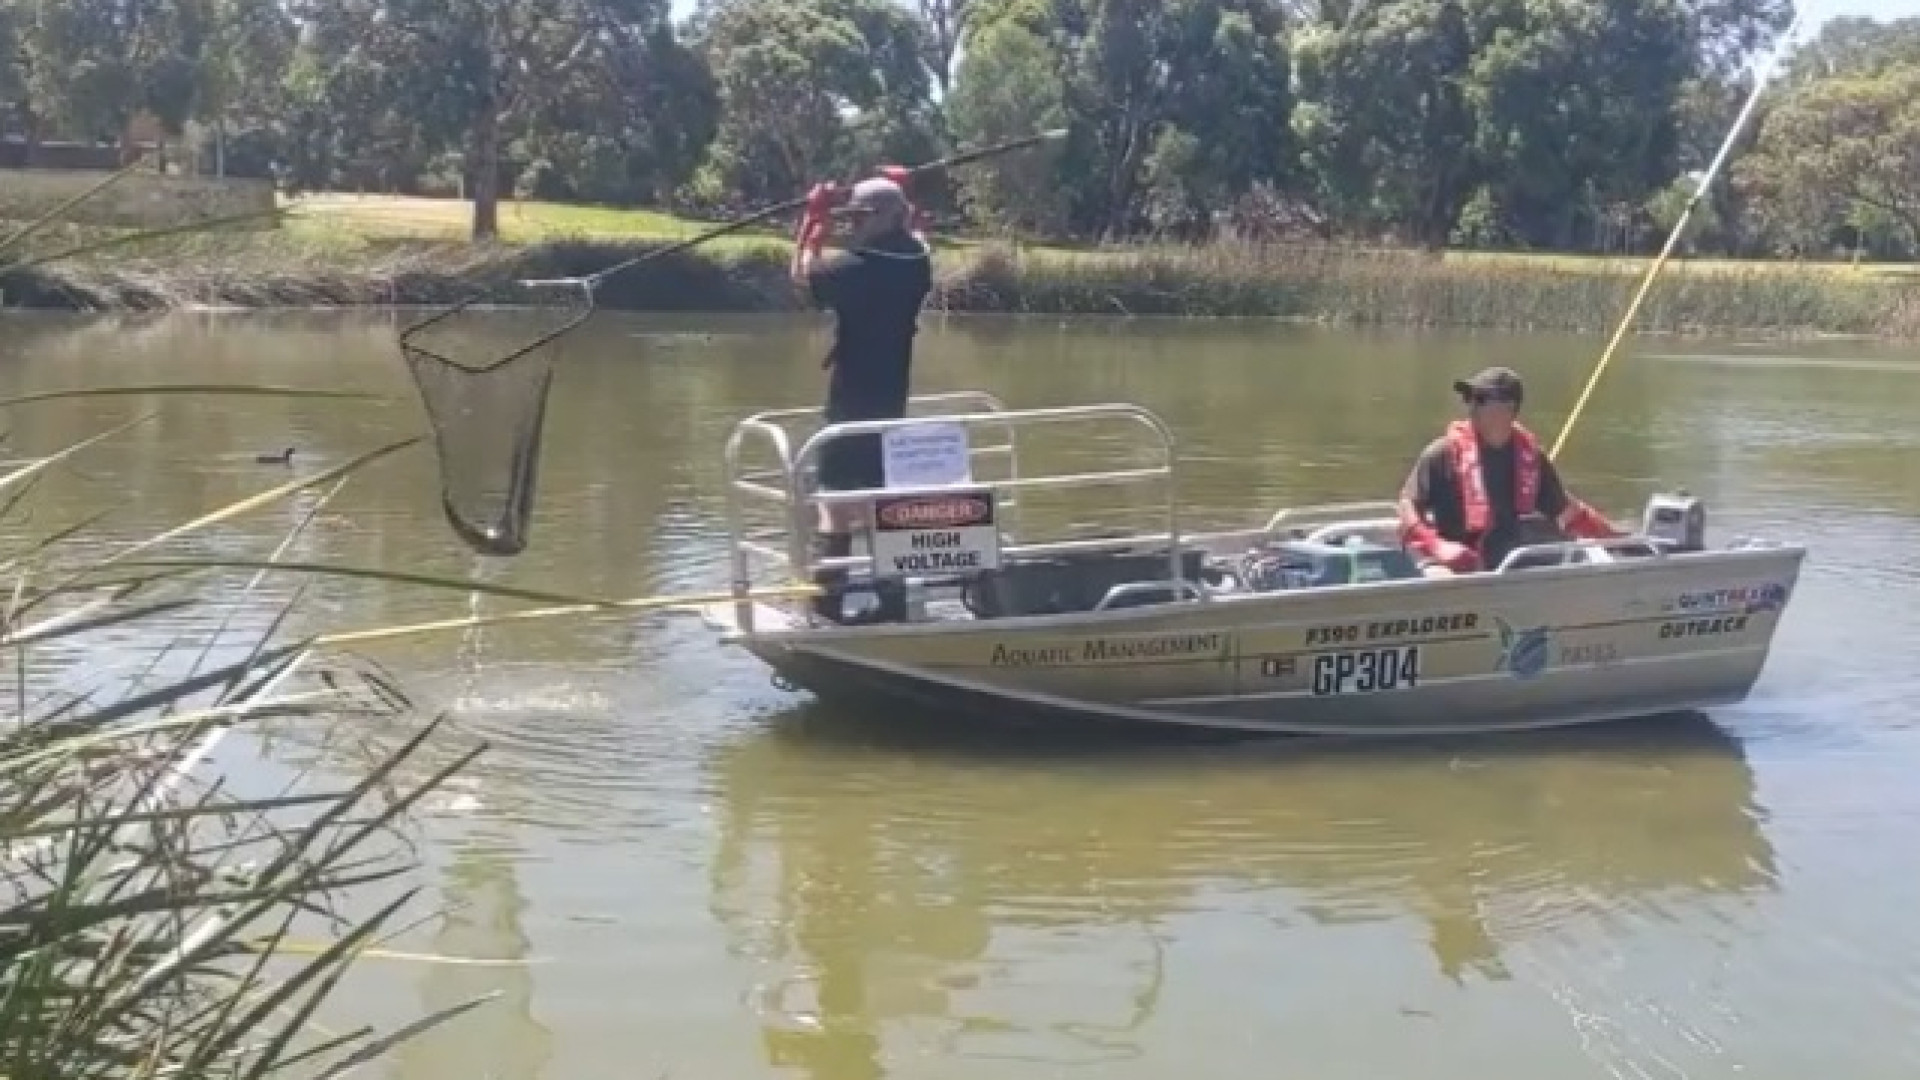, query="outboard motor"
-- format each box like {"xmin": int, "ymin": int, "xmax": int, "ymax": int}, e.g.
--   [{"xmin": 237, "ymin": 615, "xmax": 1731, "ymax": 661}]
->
[{"xmin": 1641, "ymin": 490, "xmax": 1706, "ymax": 552}]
